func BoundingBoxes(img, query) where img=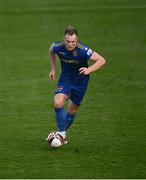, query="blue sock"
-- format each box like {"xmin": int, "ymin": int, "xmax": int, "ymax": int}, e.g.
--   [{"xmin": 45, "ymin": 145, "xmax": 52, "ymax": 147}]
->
[
  {"xmin": 55, "ymin": 107, "xmax": 66, "ymax": 131},
  {"xmin": 65, "ymin": 112, "xmax": 76, "ymax": 130}
]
